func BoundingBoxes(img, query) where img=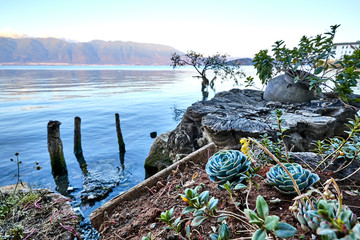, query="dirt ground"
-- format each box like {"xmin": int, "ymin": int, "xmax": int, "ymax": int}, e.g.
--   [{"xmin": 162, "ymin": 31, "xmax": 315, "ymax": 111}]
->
[
  {"xmin": 0, "ymin": 188, "xmax": 80, "ymax": 240},
  {"xmin": 97, "ymin": 158, "xmax": 360, "ymax": 240}
]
